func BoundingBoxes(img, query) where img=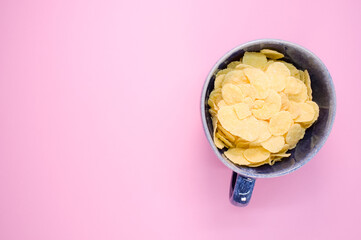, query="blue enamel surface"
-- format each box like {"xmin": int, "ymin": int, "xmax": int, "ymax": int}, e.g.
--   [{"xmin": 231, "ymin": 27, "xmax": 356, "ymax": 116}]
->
[
  {"xmin": 229, "ymin": 173, "xmax": 255, "ymax": 206},
  {"xmin": 201, "ymin": 39, "xmax": 336, "ymax": 179}
]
